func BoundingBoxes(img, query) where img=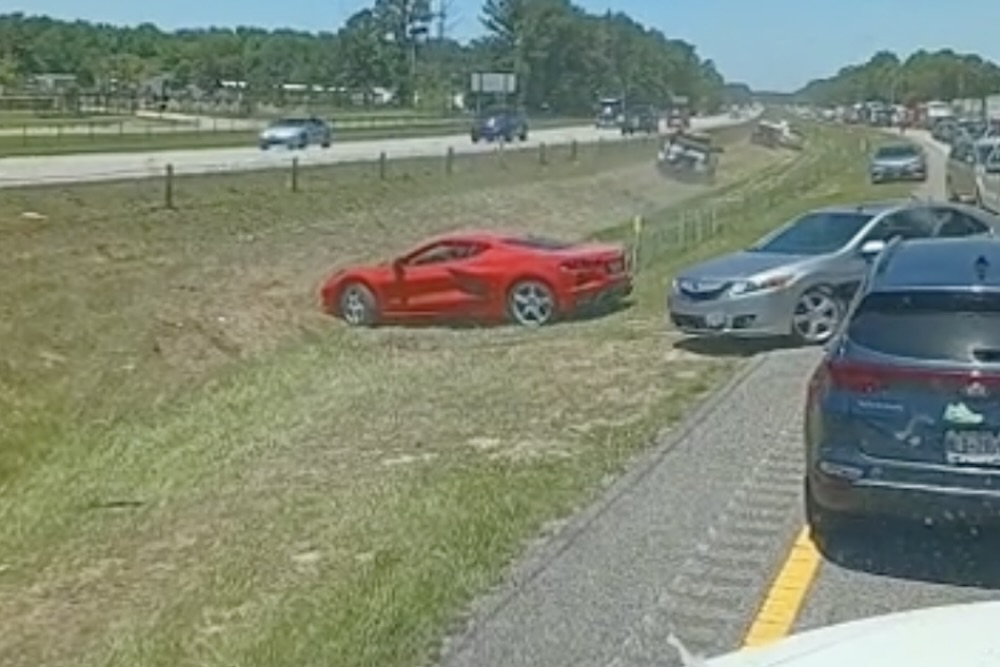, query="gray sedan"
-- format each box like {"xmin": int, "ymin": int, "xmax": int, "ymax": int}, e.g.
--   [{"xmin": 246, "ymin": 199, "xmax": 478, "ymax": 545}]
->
[
  {"xmin": 869, "ymin": 143, "xmax": 927, "ymax": 183},
  {"xmin": 668, "ymin": 199, "xmax": 996, "ymax": 344},
  {"xmin": 258, "ymin": 117, "xmax": 333, "ymax": 150}
]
